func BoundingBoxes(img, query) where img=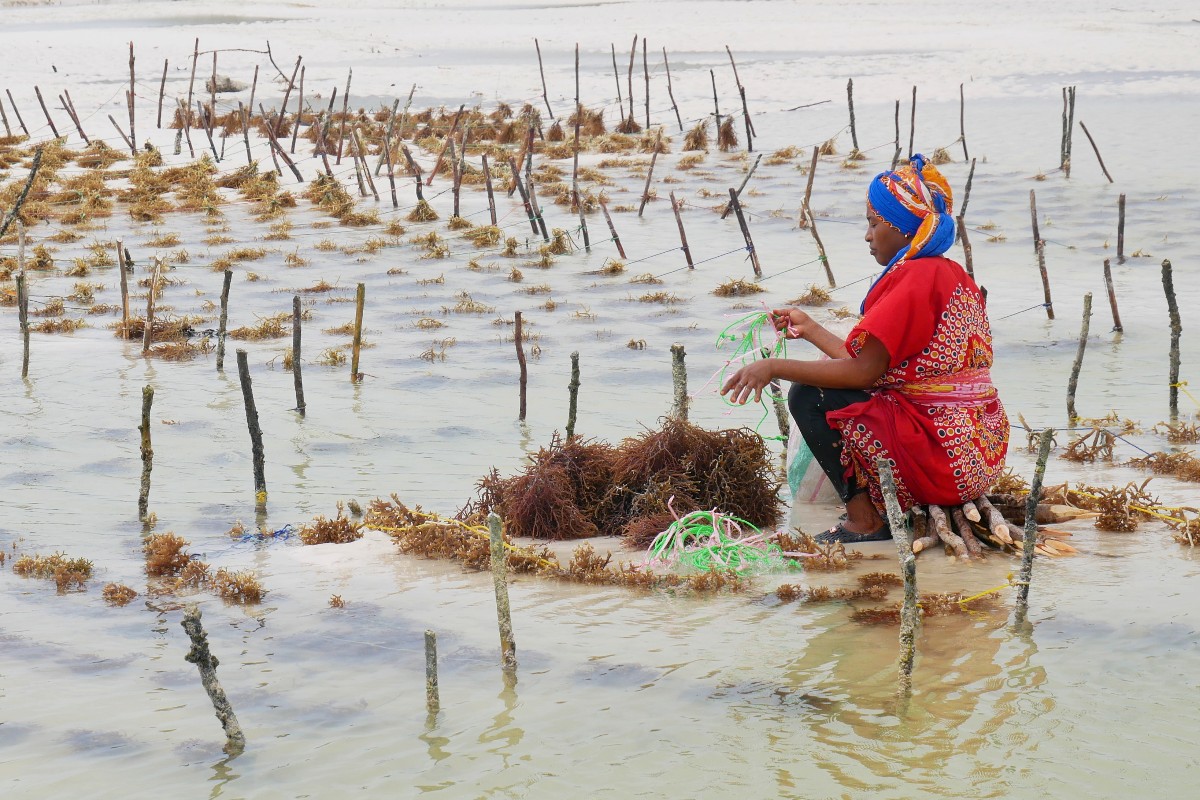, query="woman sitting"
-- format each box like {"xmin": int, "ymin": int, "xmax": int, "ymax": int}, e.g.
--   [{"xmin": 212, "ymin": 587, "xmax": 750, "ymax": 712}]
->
[{"xmin": 721, "ymin": 155, "xmax": 1009, "ymax": 543}]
